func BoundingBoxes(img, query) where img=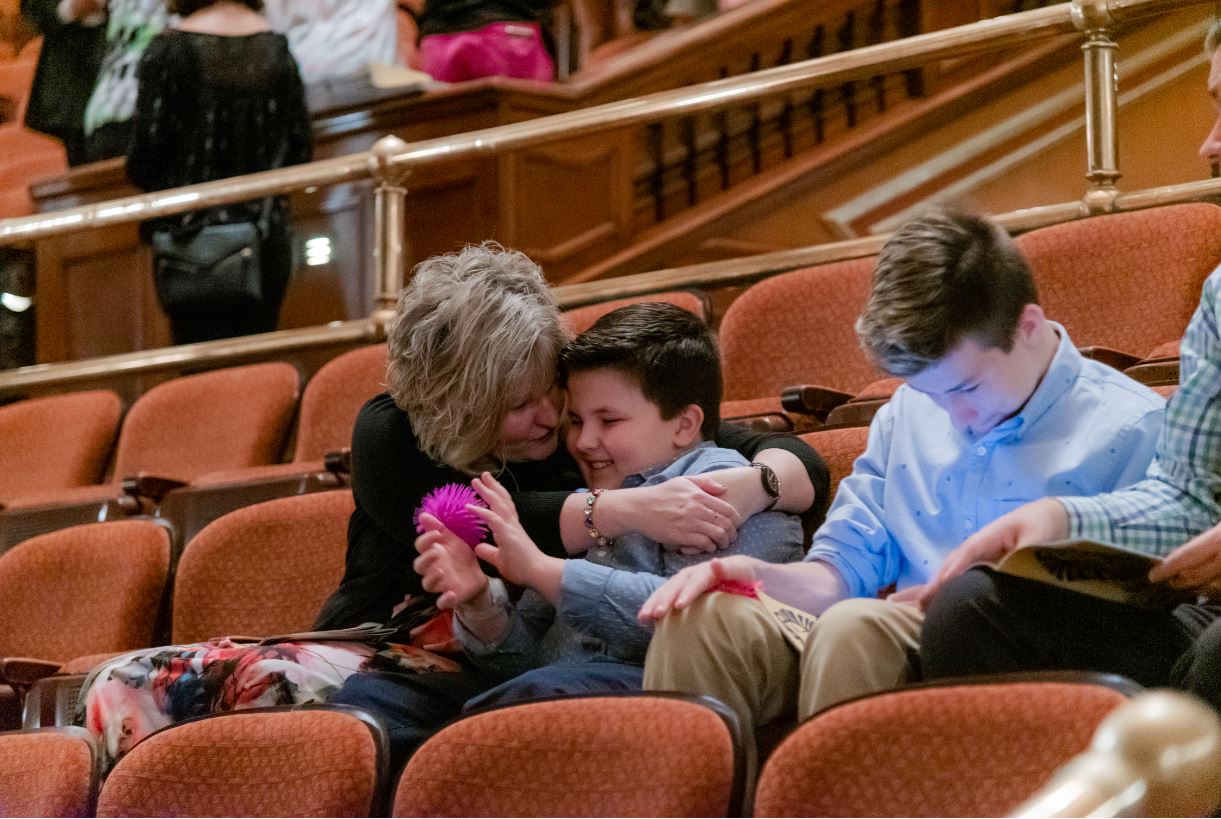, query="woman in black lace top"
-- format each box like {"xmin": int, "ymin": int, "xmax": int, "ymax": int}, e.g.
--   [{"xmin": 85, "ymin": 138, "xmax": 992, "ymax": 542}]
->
[{"xmin": 127, "ymin": 0, "xmax": 312, "ymax": 345}]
